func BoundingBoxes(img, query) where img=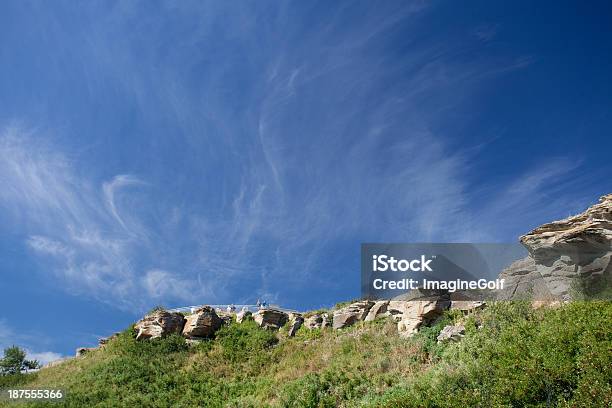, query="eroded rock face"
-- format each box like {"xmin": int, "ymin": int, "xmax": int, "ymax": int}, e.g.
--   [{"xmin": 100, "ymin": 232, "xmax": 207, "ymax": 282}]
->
[
  {"xmin": 287, "ymin": 313, "xmax": 304, "ymax": 337},
  {"xmin": 321, "ymin": 313, "xmax": 331, "ymax": 328},
  {"xmin": 396, "ymin": 299, "xmax": 450, "ymax": 337},
  {"xmin": 364, "ymin": 300, "xmax": 389, "ymax": 322},
  {"xmin": 332, "ymin": 300, "xmax": 374, "ymax": 329},
  {"xmin": 182, "ymin": 306, "xmax": 223, "ymax": 339},
  {"xmin": 304, "ymin": 313, "xmax": 331, "ymax": 329},
  {"xmin": 135, "ymin": 310, "xmax": 186, "ymax": 341},
  {"xmin": 253, "ymin": 309, "xmax": 289, "ymax": 330},
  {"xmin": 388, "ymin": 289, "xmax": 451, "ymax": 337},
  {"xmin": 500, "ymin": 194, "xmax": 612, "ymax": 300},
  {"xmin": 437, "ymin": 324, "xmax": 465, "ymax": 343},
  {"xmin": 521, "ymin": 194, "xmax": 612, "ymax": 255},
  {"xmin": 217, "ymin": 312, "xmax": 233, "ymax": 326},
  {"xmin": 304, "ymin": 315, "xmax": 322, "ymax": 329},
  {"xmin": 497, "ymin": 257, "xmax": 542, "ymax": 299}
]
